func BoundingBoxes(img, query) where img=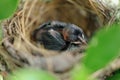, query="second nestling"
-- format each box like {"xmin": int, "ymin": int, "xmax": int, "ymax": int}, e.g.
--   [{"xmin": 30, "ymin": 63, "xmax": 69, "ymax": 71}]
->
[{"xmin": 32, "ymin": 21, "xmax": 87, "ymax": 51}]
